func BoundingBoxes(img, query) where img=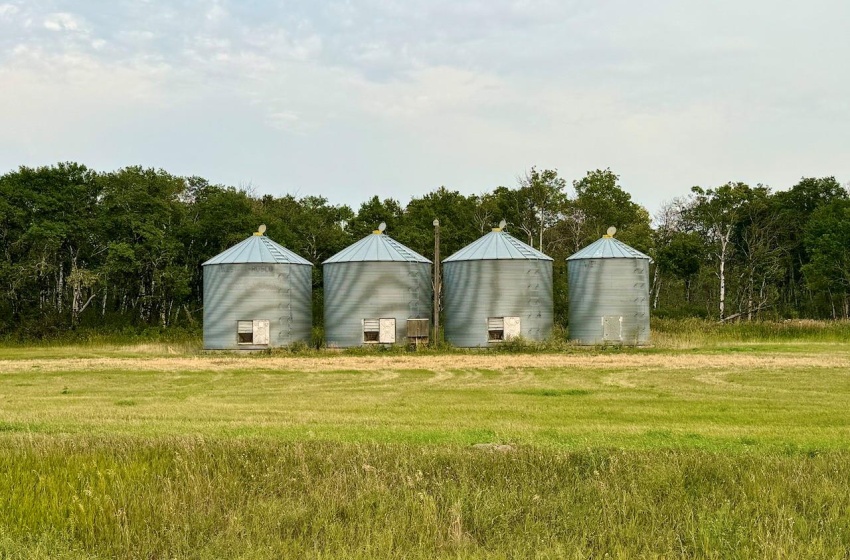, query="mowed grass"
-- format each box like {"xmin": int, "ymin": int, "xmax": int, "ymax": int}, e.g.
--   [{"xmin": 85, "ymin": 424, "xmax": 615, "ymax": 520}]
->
[
  {"xmin": 1, "ymin": 337, "xmax": 850, "ymax": 558},
  {"xmin": 1, "ymin": 351, "xmax": 849, "ymax": 450}
]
